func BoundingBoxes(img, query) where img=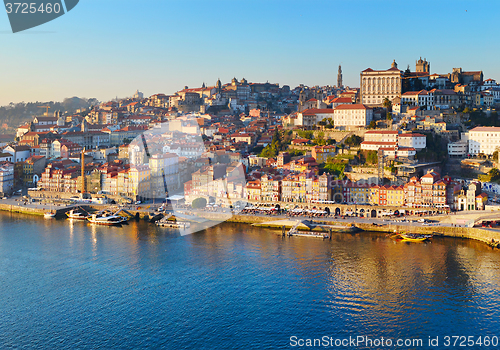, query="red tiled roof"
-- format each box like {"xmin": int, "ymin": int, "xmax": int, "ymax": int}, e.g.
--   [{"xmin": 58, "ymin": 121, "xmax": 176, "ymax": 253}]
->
[
  {"xmin": 361, "ymin": 141, "xmax": 397, "ymax": 146},
  {"xmin": 398, "ymin": 133, "xmax": 425, "ymax": 137},
  {"xmin": 334, "ymin": 104, "xmax": 370, "ymax": 110},
  {"xmin": 301, "ymin": 108, "xmax": 334, "ymax": 115},
  {"xmin": 470, "ymin": 126, "xmax": 500, "ymax": 132},
  {"xmin": 365, "ymin": 130, "xmax": 398, "ymax": 135}
]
